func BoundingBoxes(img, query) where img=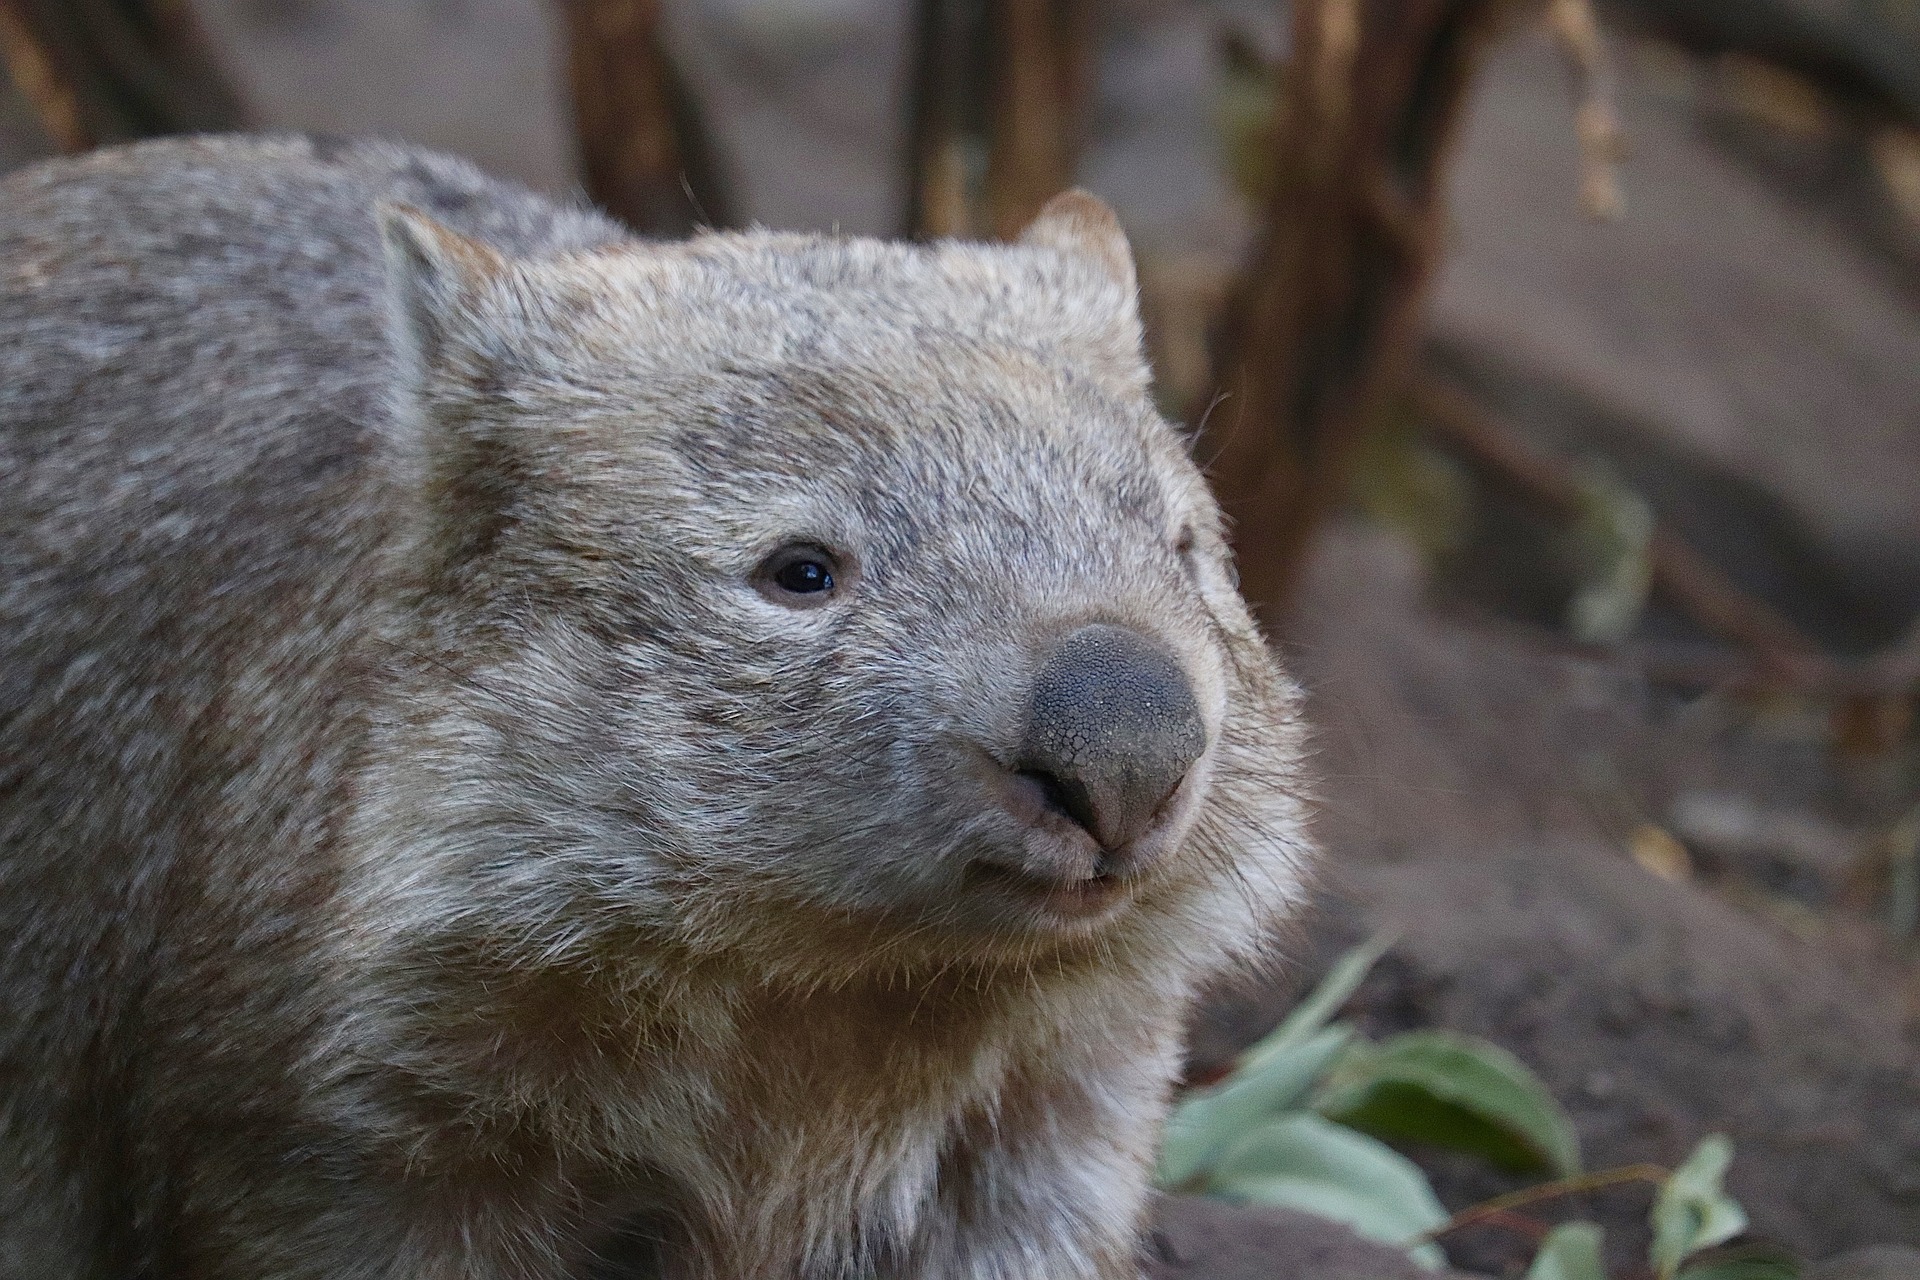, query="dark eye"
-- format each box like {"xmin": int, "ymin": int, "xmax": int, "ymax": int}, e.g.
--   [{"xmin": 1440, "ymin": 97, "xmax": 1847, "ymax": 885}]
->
[
  {"xmin": 1175, "ymin": 524, "xmax": 1196, "ymax": 557},
  {"xmin": 776, "ymin": 558, "xmax": 832, "ymax": 594},
  {"xmin": 754, "ymin": 543, "xmax": 847, "ymax": 608}
]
